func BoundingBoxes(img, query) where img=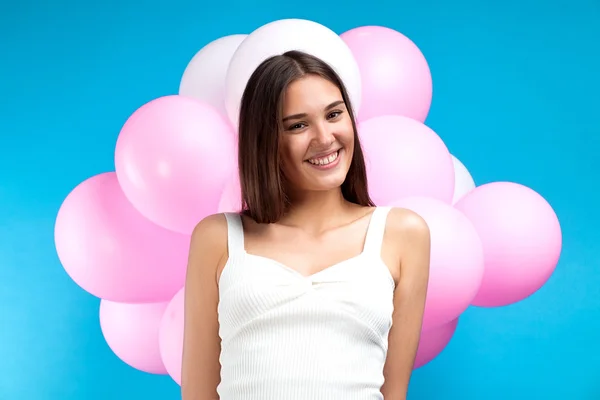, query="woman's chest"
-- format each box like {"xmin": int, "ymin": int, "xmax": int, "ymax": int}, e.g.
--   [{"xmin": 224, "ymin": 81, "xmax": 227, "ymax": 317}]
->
[{"xmin": 217, "ymin": 253, "xmax": 395, "ymax": 339}]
